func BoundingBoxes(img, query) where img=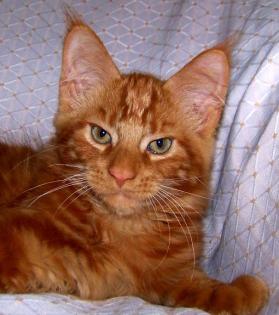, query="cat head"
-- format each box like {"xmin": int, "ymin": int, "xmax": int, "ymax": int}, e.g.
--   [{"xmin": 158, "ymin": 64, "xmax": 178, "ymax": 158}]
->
[{"xmin": 54, "ymin": 13, "xmax": 230, "ymax": 217}]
